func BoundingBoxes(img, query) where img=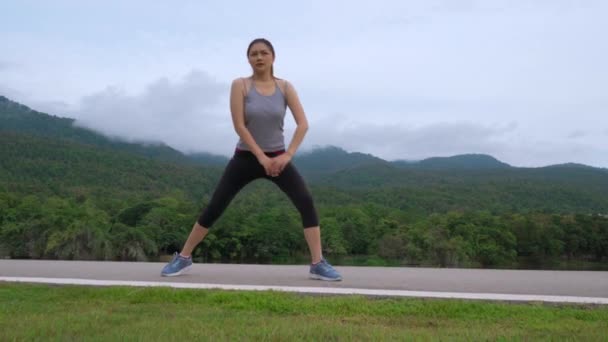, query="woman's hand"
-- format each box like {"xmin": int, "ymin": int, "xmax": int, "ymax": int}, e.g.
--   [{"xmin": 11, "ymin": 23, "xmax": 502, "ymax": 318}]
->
[
  {"xmin": 259, "ymin": 152, "xmax": 292, "ymax": 177},
  {"xmin": 258, "ymin": 155, "xmax": 275, "ymax": 177},
  {"xmin": 269, "ymin": 153, "xmax": 292, "ymax": 177}
]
